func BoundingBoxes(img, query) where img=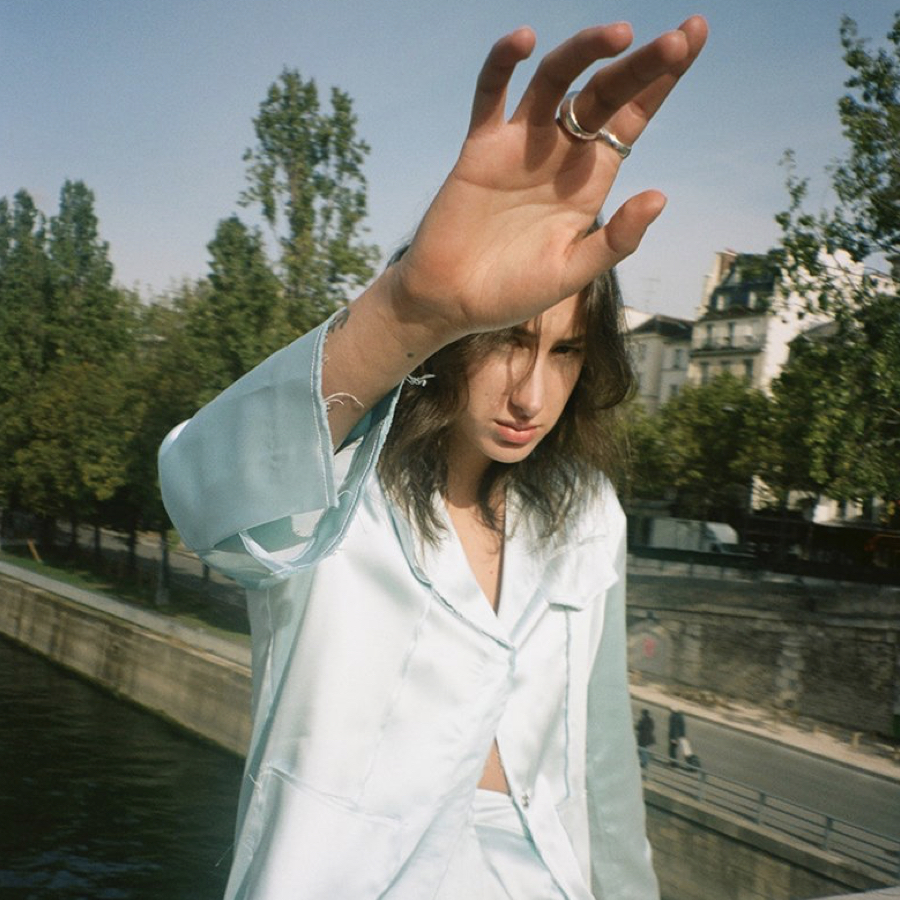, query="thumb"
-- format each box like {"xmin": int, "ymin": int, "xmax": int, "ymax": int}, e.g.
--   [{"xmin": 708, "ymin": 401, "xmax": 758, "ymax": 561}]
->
[{"xmin": 567, "ymin": 191, "xmax": 667, "ymax": 289}]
